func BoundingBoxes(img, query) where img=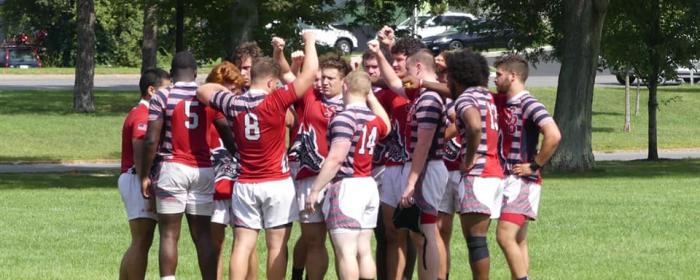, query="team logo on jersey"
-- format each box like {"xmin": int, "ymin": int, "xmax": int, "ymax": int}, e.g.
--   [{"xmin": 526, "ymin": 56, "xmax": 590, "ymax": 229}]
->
[
  {"xmin": 503, "ymin": 106, "xmax": 519, "ymax": 134},
  {"xmin": 383, "ymin": 119, "xmax": 409, "ymax": 163},
  {"xmin": 212, "ymin": 148, "xmax": 239, "ymax": 181},
  {"xmin": 443, "ymin": 138, "xmax": 461, "ymax": 162},
  {"xmin": 289, "ymin": 124, "xmax": 325, "ymax": 172},
  {"xmin": 322, "ymin": 102, "xmax": 342, "ymax": 119}
]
